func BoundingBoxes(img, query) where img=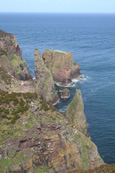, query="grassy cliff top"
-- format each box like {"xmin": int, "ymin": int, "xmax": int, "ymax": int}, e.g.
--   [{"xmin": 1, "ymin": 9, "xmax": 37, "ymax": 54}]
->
[
  {"xmin": 0, "ymin": 30, "xmax": 12, "ymax": 37},
  {"xmin": 45, "ymin": 49, "xmax": 69, "ymax": 54}
]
